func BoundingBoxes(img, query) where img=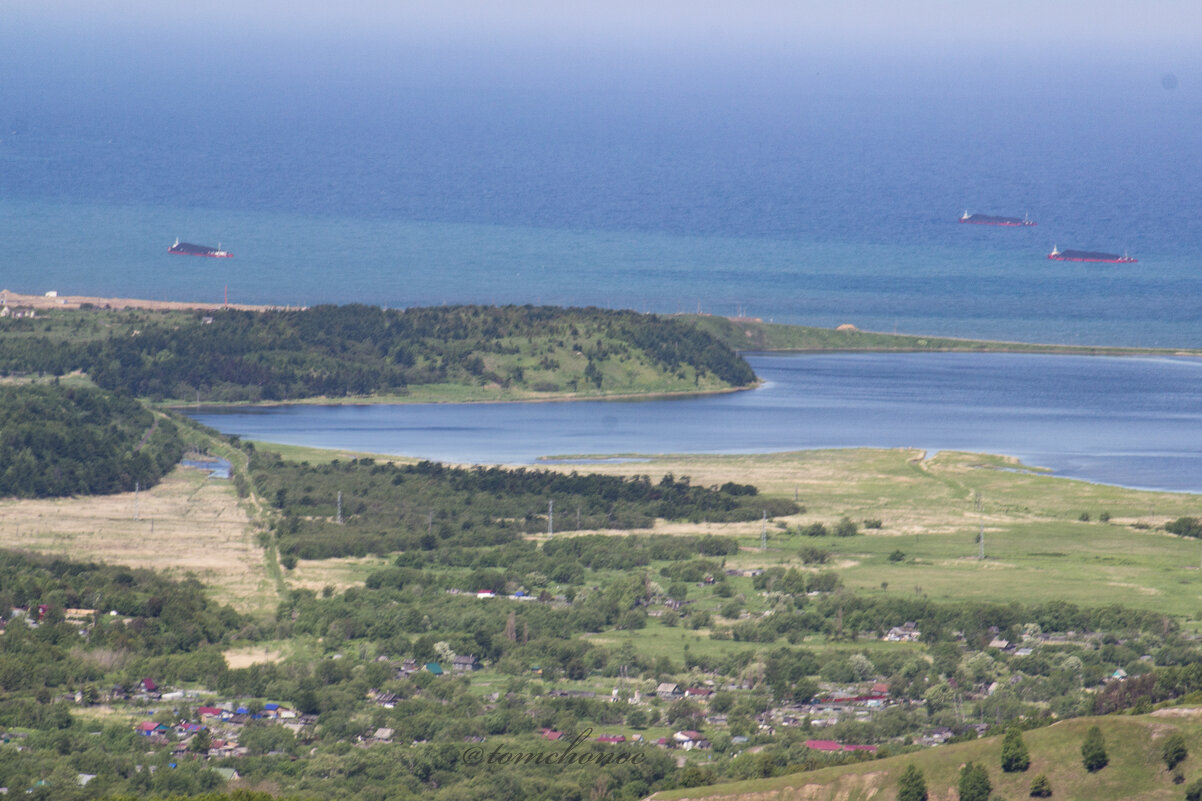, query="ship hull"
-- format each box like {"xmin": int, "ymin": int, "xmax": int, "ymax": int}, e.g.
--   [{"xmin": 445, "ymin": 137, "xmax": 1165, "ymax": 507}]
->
[
  {"xmin": 1048, "ymin": 250, "xmax": 1136, "ymax": 264},
  {"xmin": 169, "ymin": 242, "xmax": 232, "ymax": 258},
  {"xmin": 960, "ymin": 215, "xmax": 1035, "ymax": 226}
]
